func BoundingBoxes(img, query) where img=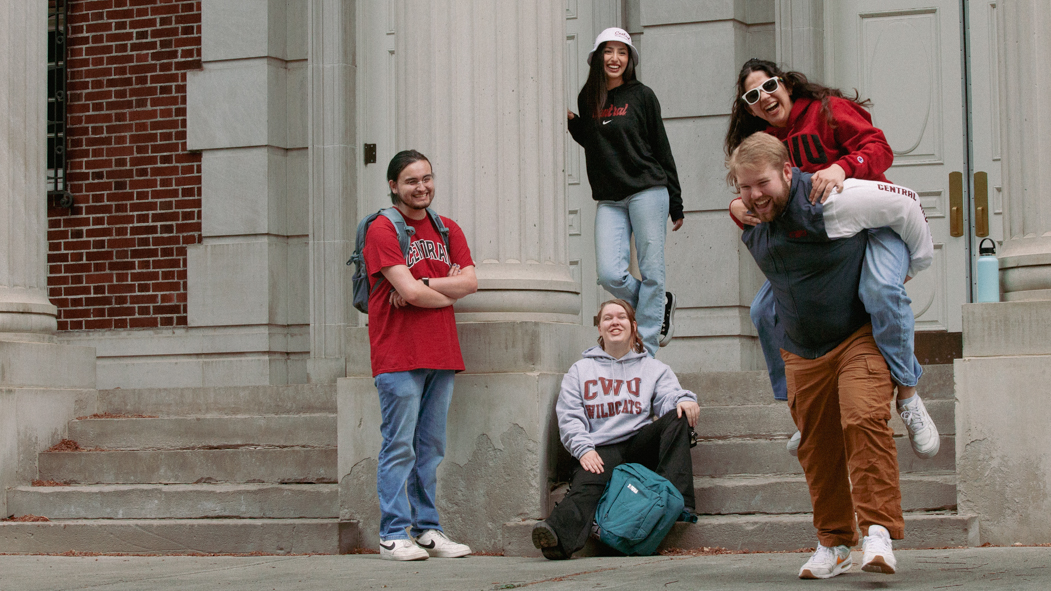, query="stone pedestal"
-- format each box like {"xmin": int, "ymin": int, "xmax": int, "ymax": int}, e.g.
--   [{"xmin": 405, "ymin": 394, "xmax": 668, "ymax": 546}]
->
[
  {"xmin": 955, "ymin": 302, "xmax": 1051, "ymax": 545},
  {"xmin": 0, "ymin": 3, "xmax": 97, "ymax": 517}
]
